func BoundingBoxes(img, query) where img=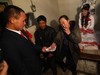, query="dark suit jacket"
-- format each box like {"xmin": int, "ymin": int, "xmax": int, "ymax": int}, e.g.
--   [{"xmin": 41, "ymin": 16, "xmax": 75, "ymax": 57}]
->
[{"xmin": 0, "ymin": 29, "xmax": 42, "ymax": 75}]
